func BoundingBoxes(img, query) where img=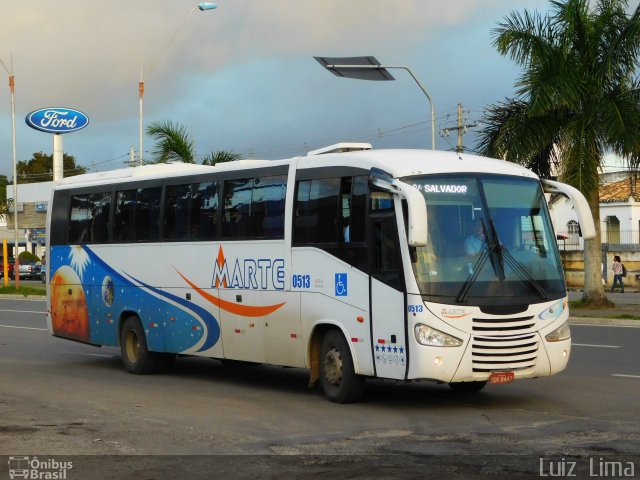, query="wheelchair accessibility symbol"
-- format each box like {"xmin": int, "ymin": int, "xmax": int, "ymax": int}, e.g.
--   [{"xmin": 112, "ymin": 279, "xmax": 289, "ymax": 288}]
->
[{"xmin": 335, "ymin": 273, "xmax": 348, "ymax": 296}]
